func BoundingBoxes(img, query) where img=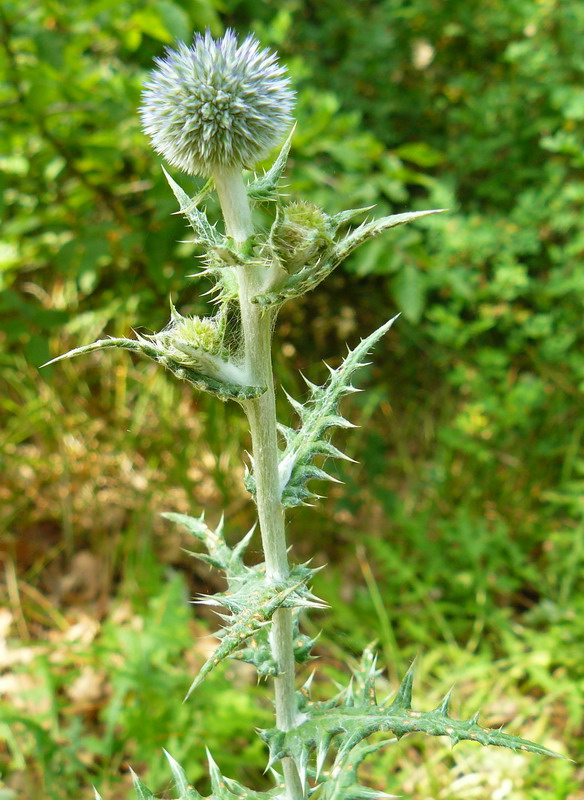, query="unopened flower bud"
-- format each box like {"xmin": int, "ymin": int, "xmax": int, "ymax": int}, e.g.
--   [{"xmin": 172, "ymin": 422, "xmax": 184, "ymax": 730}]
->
[{"xmin": 274, "ymin": 201, "xmax": 334, "ymax": 273}]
